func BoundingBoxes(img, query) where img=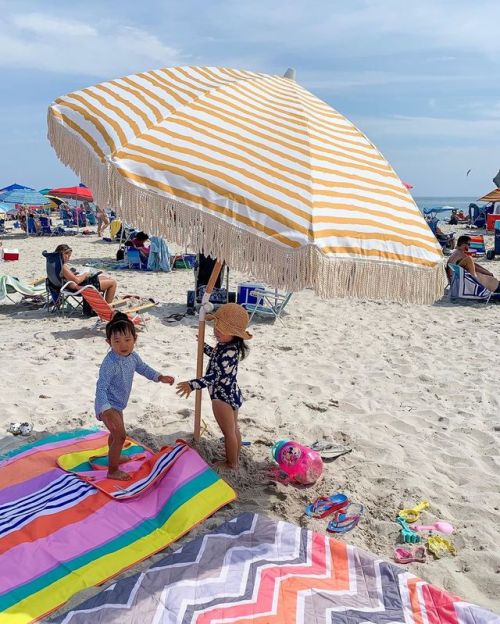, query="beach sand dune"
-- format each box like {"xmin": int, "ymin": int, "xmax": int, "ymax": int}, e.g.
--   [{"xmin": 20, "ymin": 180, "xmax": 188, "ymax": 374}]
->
[{"xmin": 0, "ymin": 231, "xmax": 499, "ymax": 614}]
